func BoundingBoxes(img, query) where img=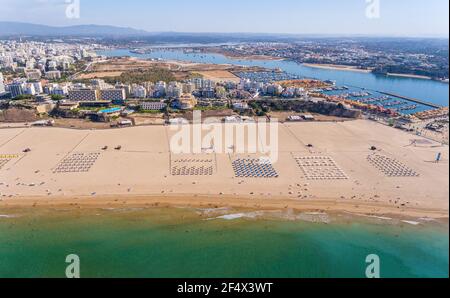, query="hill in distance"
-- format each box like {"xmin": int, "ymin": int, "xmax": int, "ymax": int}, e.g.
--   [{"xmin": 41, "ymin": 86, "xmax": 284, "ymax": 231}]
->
[{"xmin": 0, "ymin": 22, "xmax": 149, "ymax": 37}]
